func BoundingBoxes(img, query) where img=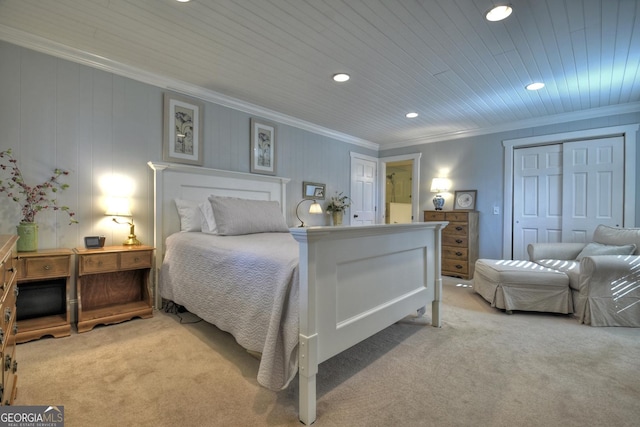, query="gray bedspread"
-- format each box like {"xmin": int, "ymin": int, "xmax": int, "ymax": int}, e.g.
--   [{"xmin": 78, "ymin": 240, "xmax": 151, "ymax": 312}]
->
[{"xmin": 159, "ymin": 232, "xmax": 299, "ymax": 390}]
